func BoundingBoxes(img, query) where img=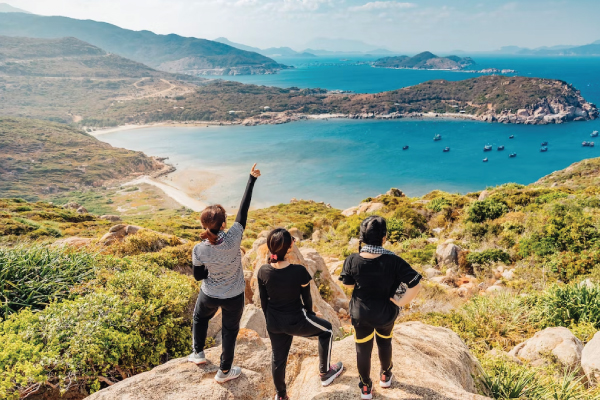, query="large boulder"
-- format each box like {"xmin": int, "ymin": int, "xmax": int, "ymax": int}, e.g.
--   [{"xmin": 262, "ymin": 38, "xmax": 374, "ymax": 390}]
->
[
  {"xmin": 87, "ymin": 323, "xmax": 490, "ymax": 400},
  {"xmin": 582, "ymin": 331, "xmax": 600, "ymax": 386},
  {"xmin": 341, "ymin": 206, "xmax": 359, "ymax": 217},
  {"xmin": 357, "ymin": 202, "xmax": 385, "ymax": 215},
  {"xmin": 240, "ymin": 304, "xmax": 267, "ymax": 338},
  {"xmin": 508, "ymin": 327, "xmax": 583, "ymax": 367},
  {"xmin": 100, "ymin": 215, "xmax": 122, "ymax": 222},
  {"xmin": 299, "ymin": 247, "xmax": 349, "ymax": 312},
  {"xmin": 436, "ymin": 239, "xmax": 462, "ymax": 267}
]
